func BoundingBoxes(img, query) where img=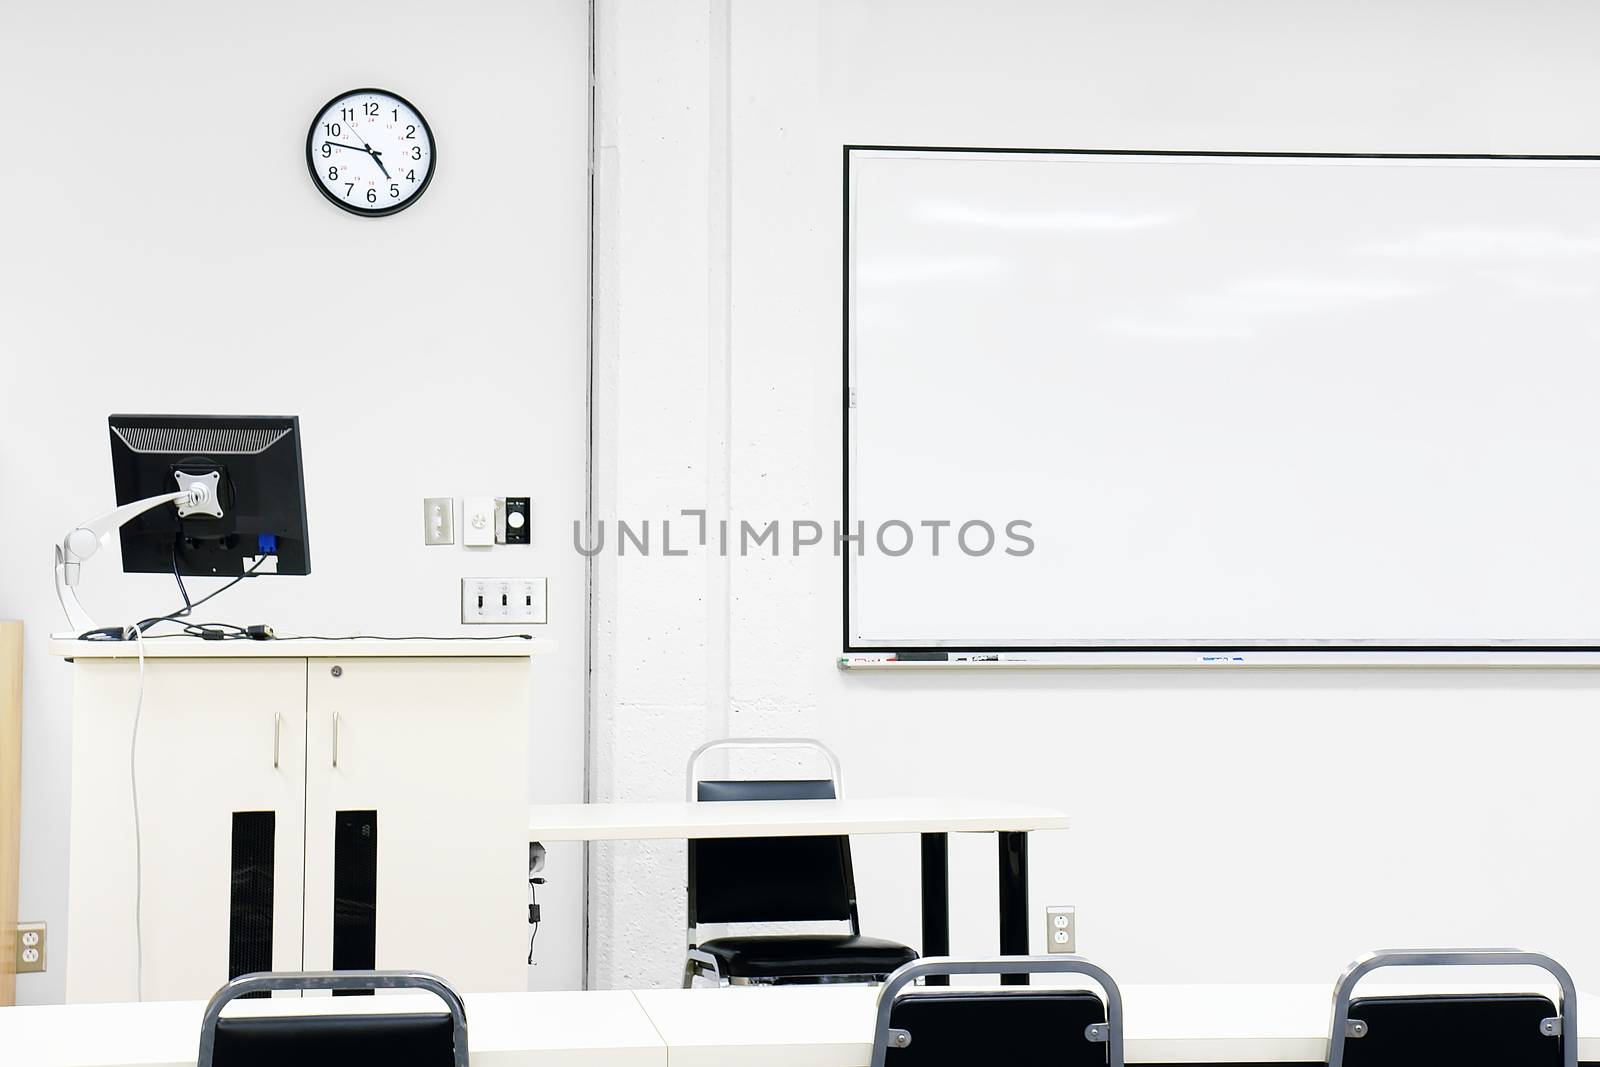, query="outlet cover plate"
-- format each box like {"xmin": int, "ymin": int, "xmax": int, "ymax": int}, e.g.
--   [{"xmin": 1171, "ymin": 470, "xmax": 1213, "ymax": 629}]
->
[
  {"xmin": 16, "ymin": 921, "xmax": 46, "ymax": 973},
  {"xmin": 461, "ymin": 577, "xmax": 548, "ymax": 624},
  {"xmin": 1046, "ymin": 905, "xmax": 1075, "ymax": 953}
]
